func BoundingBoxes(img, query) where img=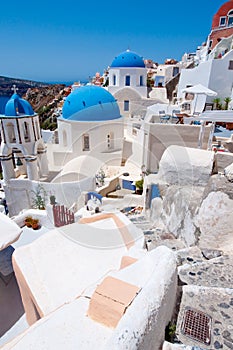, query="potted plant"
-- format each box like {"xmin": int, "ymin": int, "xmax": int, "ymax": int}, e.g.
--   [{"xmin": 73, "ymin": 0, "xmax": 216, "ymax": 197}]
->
[
  {"xmin": 31, "ymin": 183, "xmax": 47, "ymax": 210},
  {"xmin": 135, "ymin": 179, "xmax": 144, "ymax": 195},
  {"xmin": 24, "ymin": 216, "xmax": 33, "ymax": 227},
  {"xmin": 31, "ymin": 218, "xmax": 40, "ymax": 230}
]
